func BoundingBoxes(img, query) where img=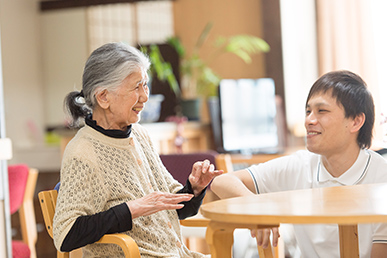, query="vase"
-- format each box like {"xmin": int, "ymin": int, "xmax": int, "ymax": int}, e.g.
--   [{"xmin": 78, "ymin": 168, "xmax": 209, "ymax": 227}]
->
[
  {"xmin": 140, "ymin": 94, "xmax": 165, "ymax": 123},
  {"xmin": 180, "ymin": 98, "xmax": 201, "ymax": 121}
]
